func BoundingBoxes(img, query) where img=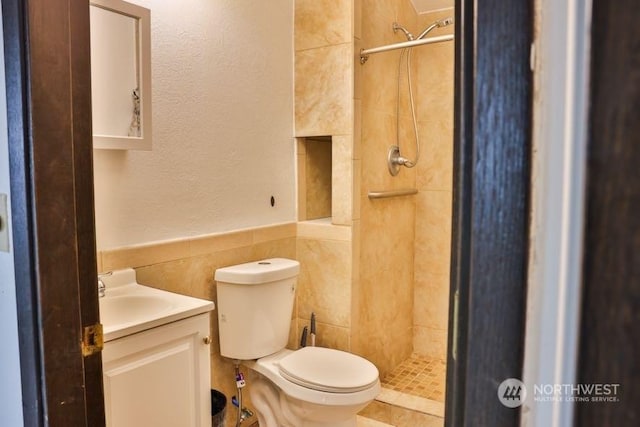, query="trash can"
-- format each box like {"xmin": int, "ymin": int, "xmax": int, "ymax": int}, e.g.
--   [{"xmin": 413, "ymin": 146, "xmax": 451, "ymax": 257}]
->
[{"xmin": 211, "ymin": 389, "xmax": 227, "ymax": 427}]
